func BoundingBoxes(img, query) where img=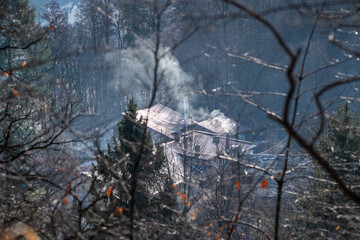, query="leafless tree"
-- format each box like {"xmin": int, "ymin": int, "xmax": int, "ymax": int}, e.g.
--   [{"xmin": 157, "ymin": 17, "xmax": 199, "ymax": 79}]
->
[
  {"xmin": 195, "ymin": 0, "xmax": 360, "ymax": 239},
  {"xmin": 4, "ymin": 0, "xmax": 360, "ymax": 239}
]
